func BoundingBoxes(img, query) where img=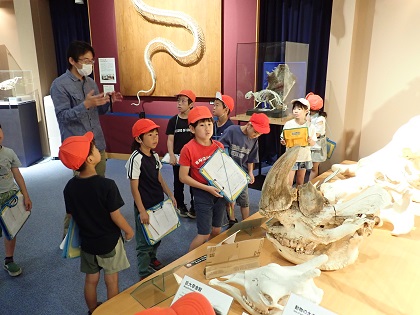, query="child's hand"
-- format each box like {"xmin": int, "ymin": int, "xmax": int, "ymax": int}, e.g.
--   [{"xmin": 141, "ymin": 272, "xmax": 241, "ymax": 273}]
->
[
  {"xmin": 307, "ymin": 137, "xmax": 315, "ymax": 146},
  {"xmin": 169, "ymin": 154, "xmax": 177, "ymax": 165},
  {"xmin": 170, "ymin": 195, "xmax": 177, "ymax": 209},
  {"xmin": 139, "ymin": 211, "xmax": 150, "ymax": 225},
  {"xmin": 207, "ymin": 186, "xmax": 223, "ymax": 198},
  {"xmin": 248, "ymin": 172, "xmax": 255, "ymax": 184},
  {"xmin": 24, "ymin": 197, "xmax": 32, "ymax": 211},
  {"xmin": 125, "ymin": 228, "xmax": 134, "ymax": 242},
  {"xmin": 280, "ymin": 138, "xmax": 286, "ymax": 146}
]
